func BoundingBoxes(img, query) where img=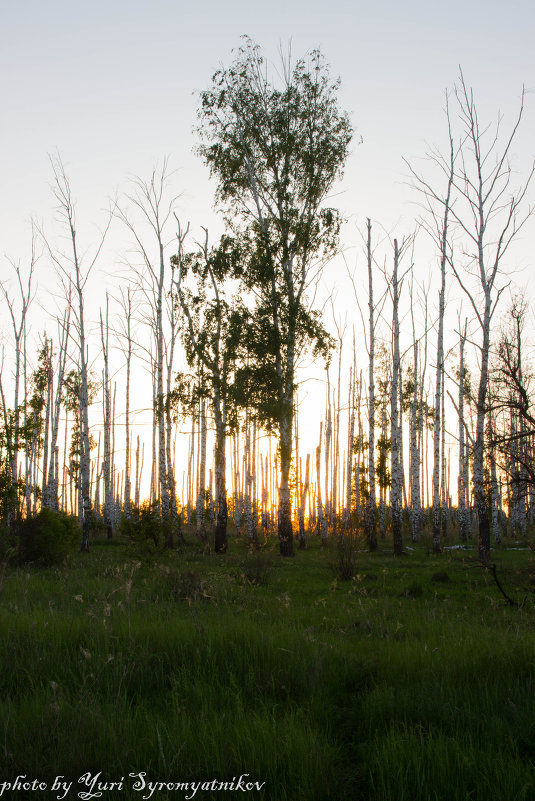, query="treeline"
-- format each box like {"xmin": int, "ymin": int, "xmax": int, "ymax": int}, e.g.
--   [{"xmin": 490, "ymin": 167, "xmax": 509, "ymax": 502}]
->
[{"xmin": 1, "ymin": 40, "xmax": 534, "ymax": 561}]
